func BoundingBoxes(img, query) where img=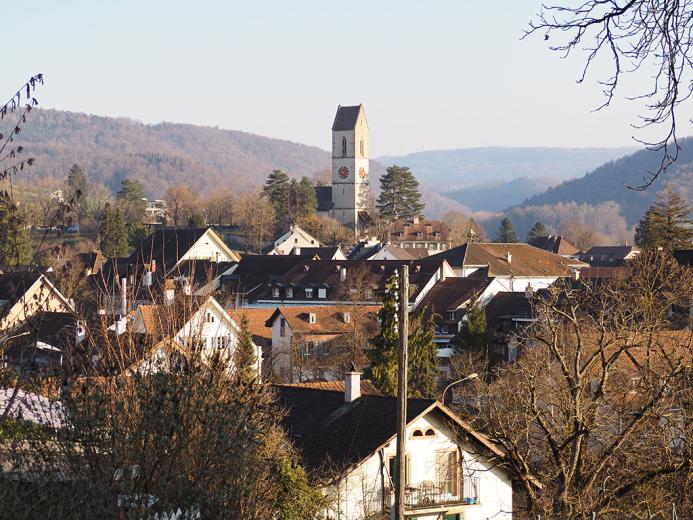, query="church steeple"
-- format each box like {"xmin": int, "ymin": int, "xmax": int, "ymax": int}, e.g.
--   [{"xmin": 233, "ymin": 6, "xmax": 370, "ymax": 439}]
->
[{"xmin": 331, "ymin": 104, "xmax": 370, "ymax": 230}]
